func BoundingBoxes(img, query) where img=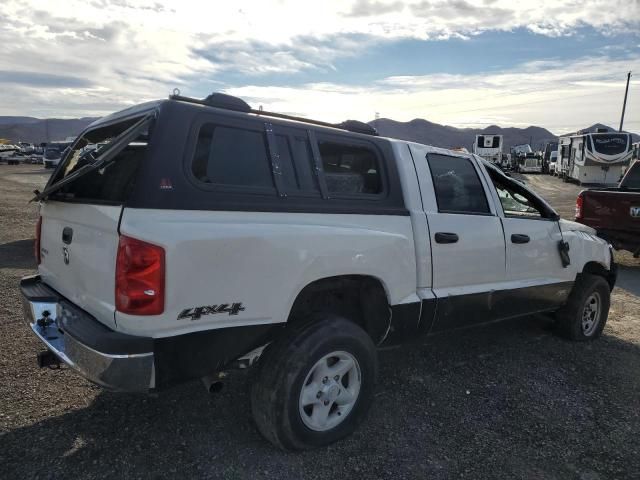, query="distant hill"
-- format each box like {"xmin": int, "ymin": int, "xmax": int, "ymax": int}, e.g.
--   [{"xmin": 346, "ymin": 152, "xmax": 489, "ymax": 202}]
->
[
  {"xmin": 0, "ymin": 116, "xmax": 41, "ymax": 126},
  {"xmin": 369, "ymin": 118, "xmax": 639, "ymax": 151},
  {"xmin": 1, "ymin": 114, "xmax": 637, "ymax": 149},
  {"xmin": 369, "ymin": 118, "xmax": 558, "ymax": 152},
  {"xmin": 0, "ymin": 117, "xmax": 98, "ymax": 144}
]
